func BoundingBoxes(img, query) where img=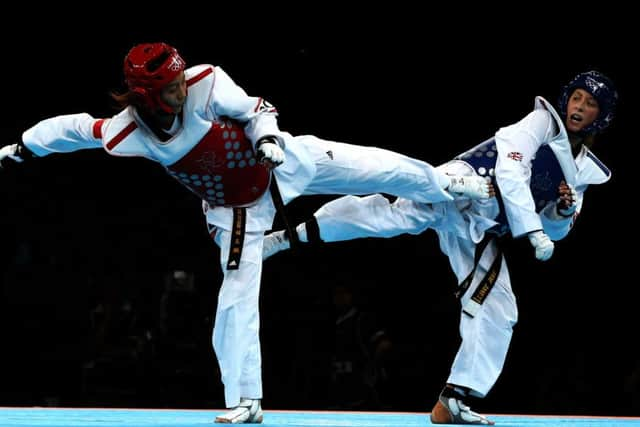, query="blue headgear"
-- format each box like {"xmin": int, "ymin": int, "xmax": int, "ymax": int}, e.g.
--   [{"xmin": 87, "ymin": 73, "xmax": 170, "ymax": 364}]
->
[{"xmin": 558, "ymin": 70, "xmax": 618, "ymax": 134}]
